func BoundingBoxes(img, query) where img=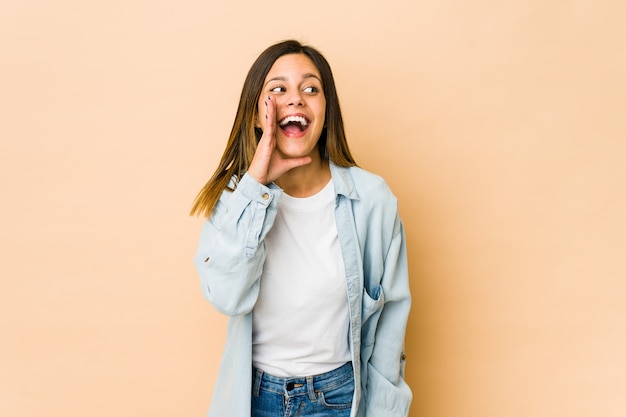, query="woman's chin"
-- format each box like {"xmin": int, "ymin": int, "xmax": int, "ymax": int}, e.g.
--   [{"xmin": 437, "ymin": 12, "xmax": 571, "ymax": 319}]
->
[{"xmin": 276, "ymin": 142, "xmax": 319, "ymax": 161}]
